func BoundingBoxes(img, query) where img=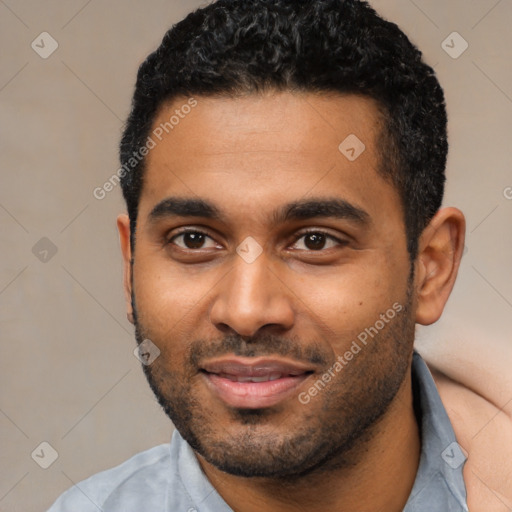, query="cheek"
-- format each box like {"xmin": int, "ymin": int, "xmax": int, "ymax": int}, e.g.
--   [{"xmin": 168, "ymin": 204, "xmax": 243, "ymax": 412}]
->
[
  {"xmin": 298, "ymin": 257, "xmax": 406, "ymax": 348},
  {"xmin": 132, "ymin": 258, "xmax": 223, "ymax": 339}
]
